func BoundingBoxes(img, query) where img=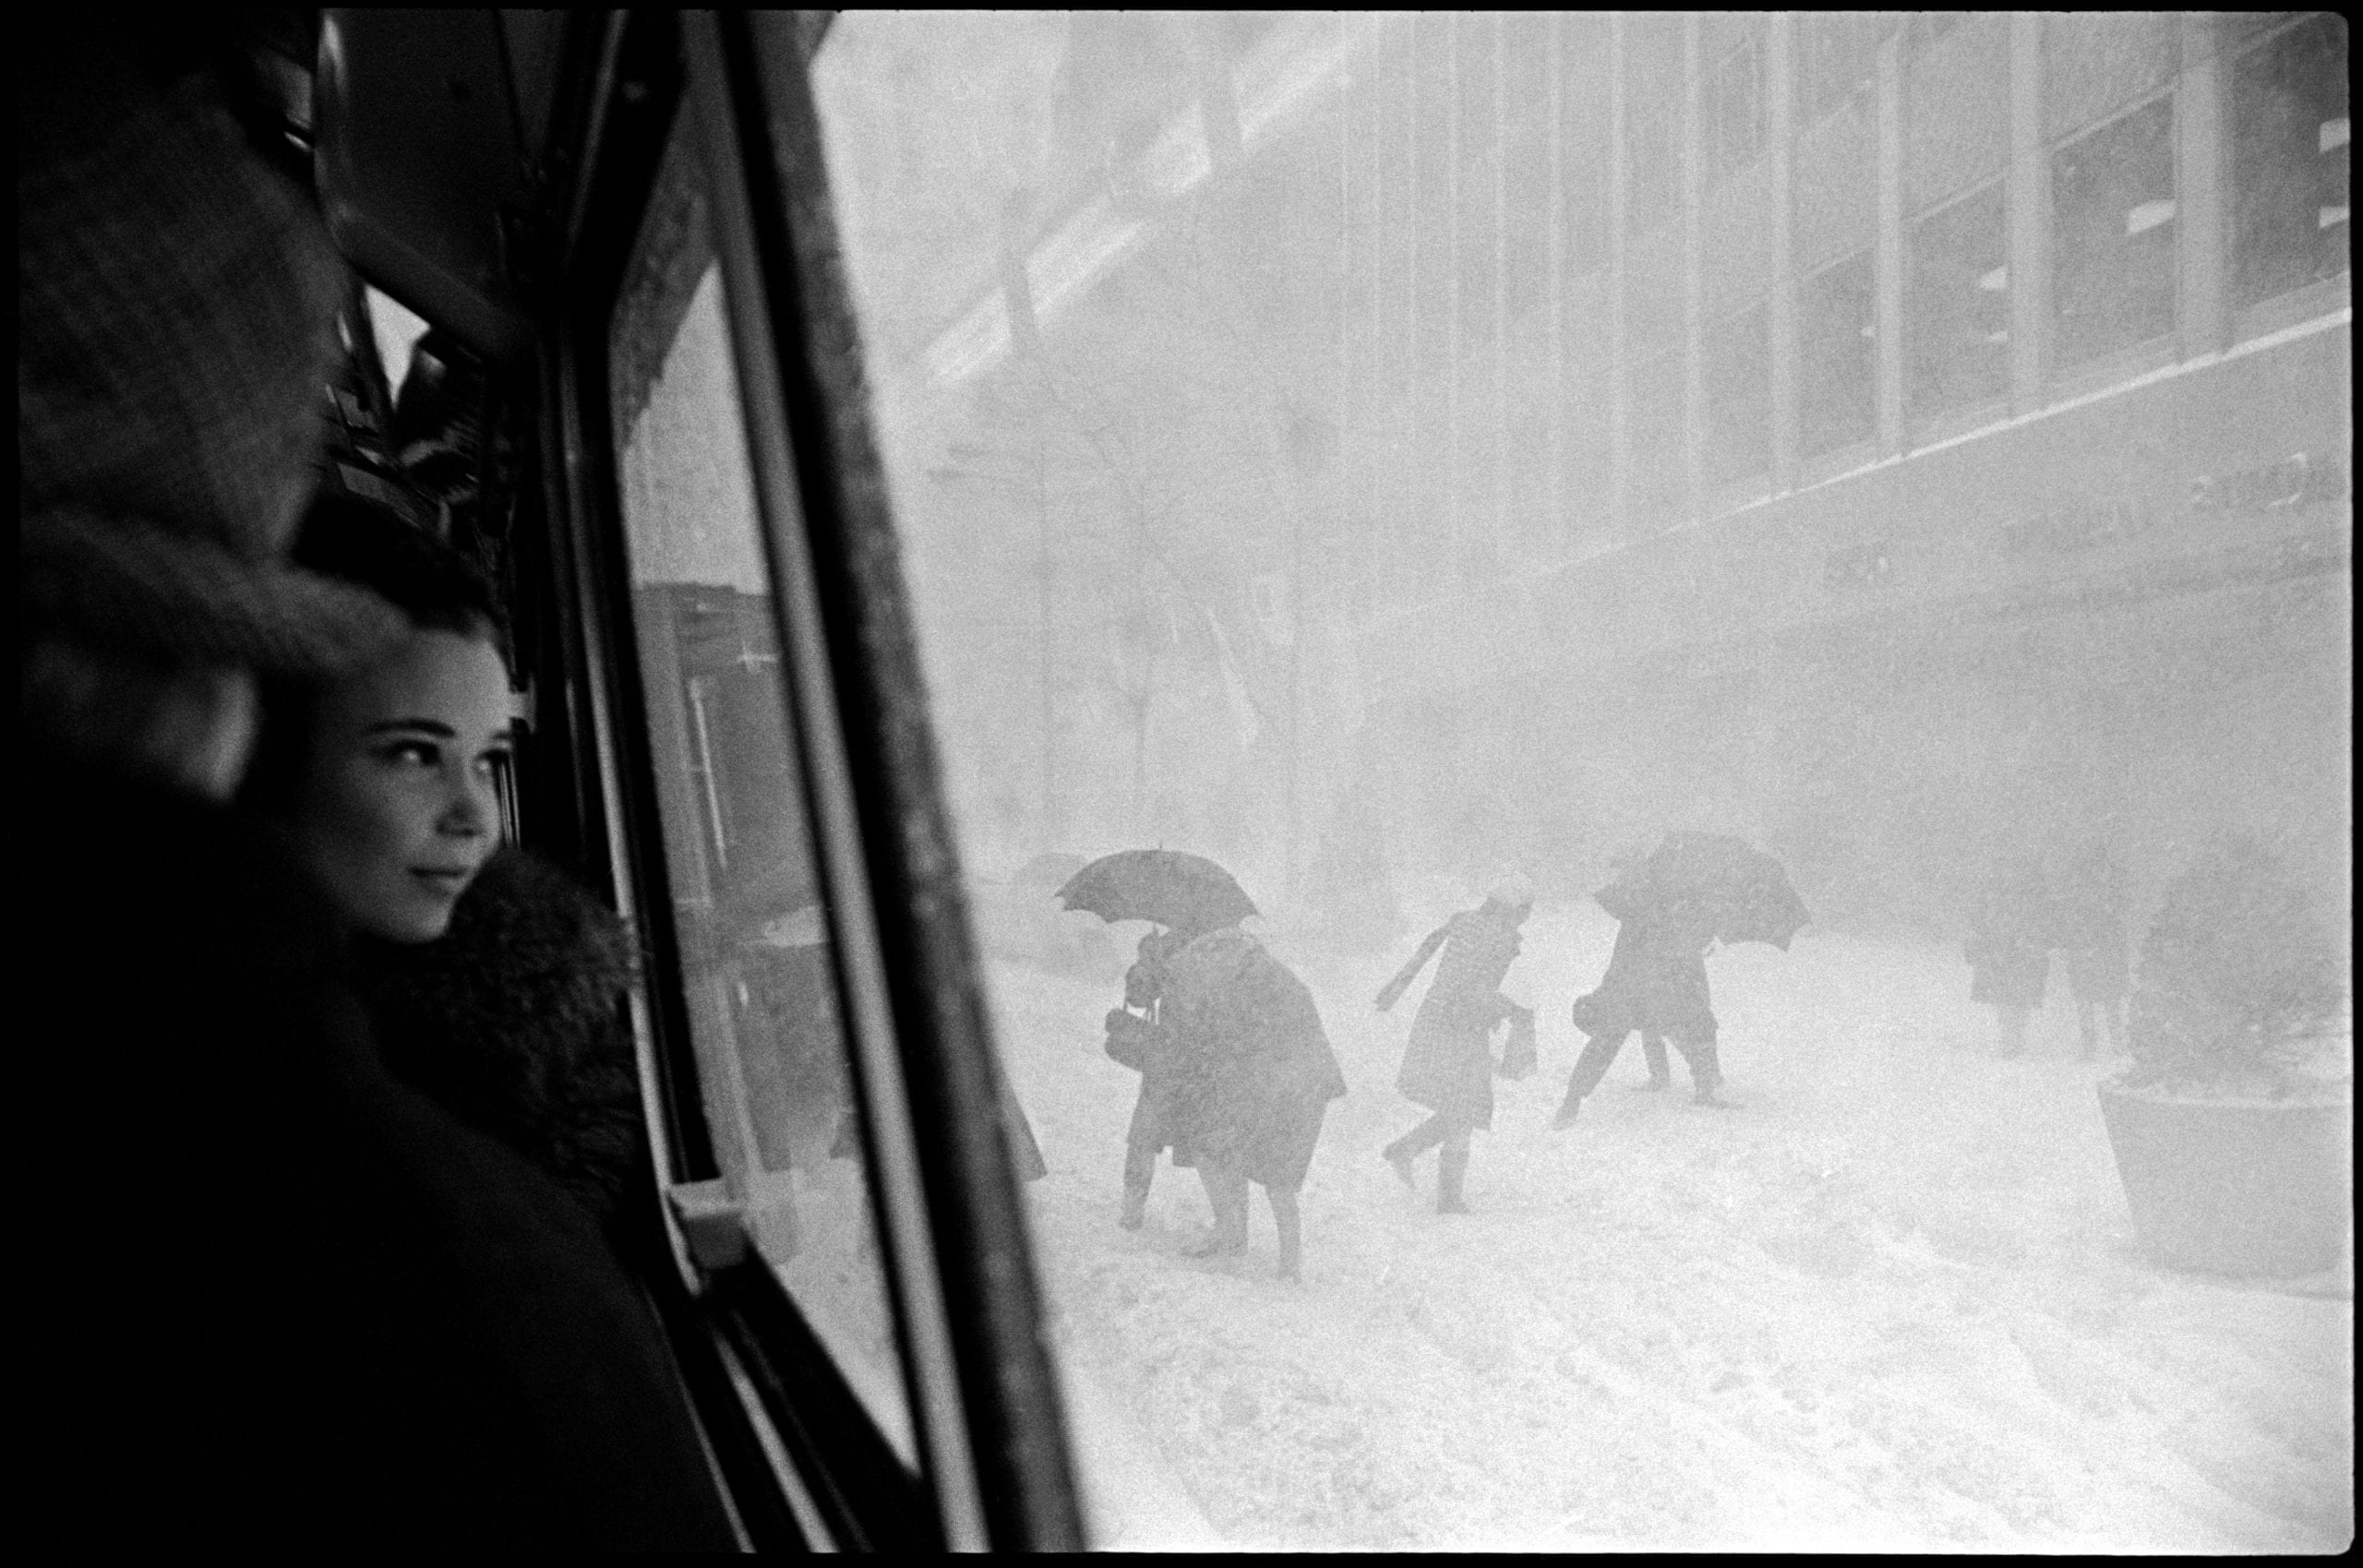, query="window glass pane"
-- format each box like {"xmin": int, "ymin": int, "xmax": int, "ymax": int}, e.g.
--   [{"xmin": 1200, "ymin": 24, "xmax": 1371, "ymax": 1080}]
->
[
  {"xmin": 2230, "ymin": 14, "xmax": 2351, "ymax": 310},
  {"xmin": 1906, "ymin": 180, "xmax": 2010, "ymax": 419},
  {"xmin": 606, "ymin": 120, "xmax": 917, "ymax": 1466},
  {"xmin": 1704, "ymin": 304, "xmax": 1770, "ymax": 485},
  {"xmin": 1799, "ymin": 249, "xmax": 1877, "ymax": 455},
  {"xmin": 1801, "ymin": 10, "xmax": 1878, "ymax": 123},
  {"xmin": 1707, "ymin": 30, "xmax": 1765, "ymax": 188},
  {"xmin": 803, "ymin": 3, "xmax": 2353, "ymax": 1558},
  {"xmin": 2050, "ymin": 97, "xmax": 2177, "ymax": 368},
  {"xmin": 804, "ymin": 10, "xmax": 2351, "ymax": 1555}
]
